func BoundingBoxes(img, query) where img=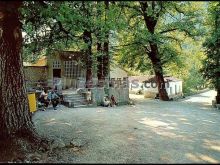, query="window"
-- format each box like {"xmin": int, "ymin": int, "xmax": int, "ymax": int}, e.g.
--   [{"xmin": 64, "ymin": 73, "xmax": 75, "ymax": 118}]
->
[
  {"xmin": 53, "ymin": 61, "xmax": 61, "ymax": 68},
  {"xmin": 64, "ymin": 61, "xmax": 82, "ymax": 78}
]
